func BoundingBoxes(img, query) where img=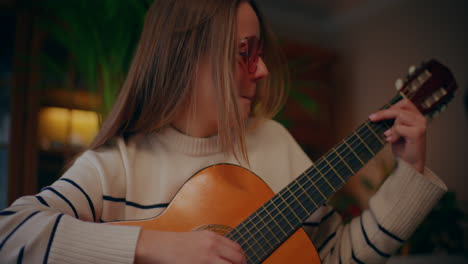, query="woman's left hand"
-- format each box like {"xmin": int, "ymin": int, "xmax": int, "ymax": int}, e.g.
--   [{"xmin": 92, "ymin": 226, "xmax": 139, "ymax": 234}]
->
[{"xmin": 369, "ymin": 98, "xmax": 427, "ymax": 173}]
